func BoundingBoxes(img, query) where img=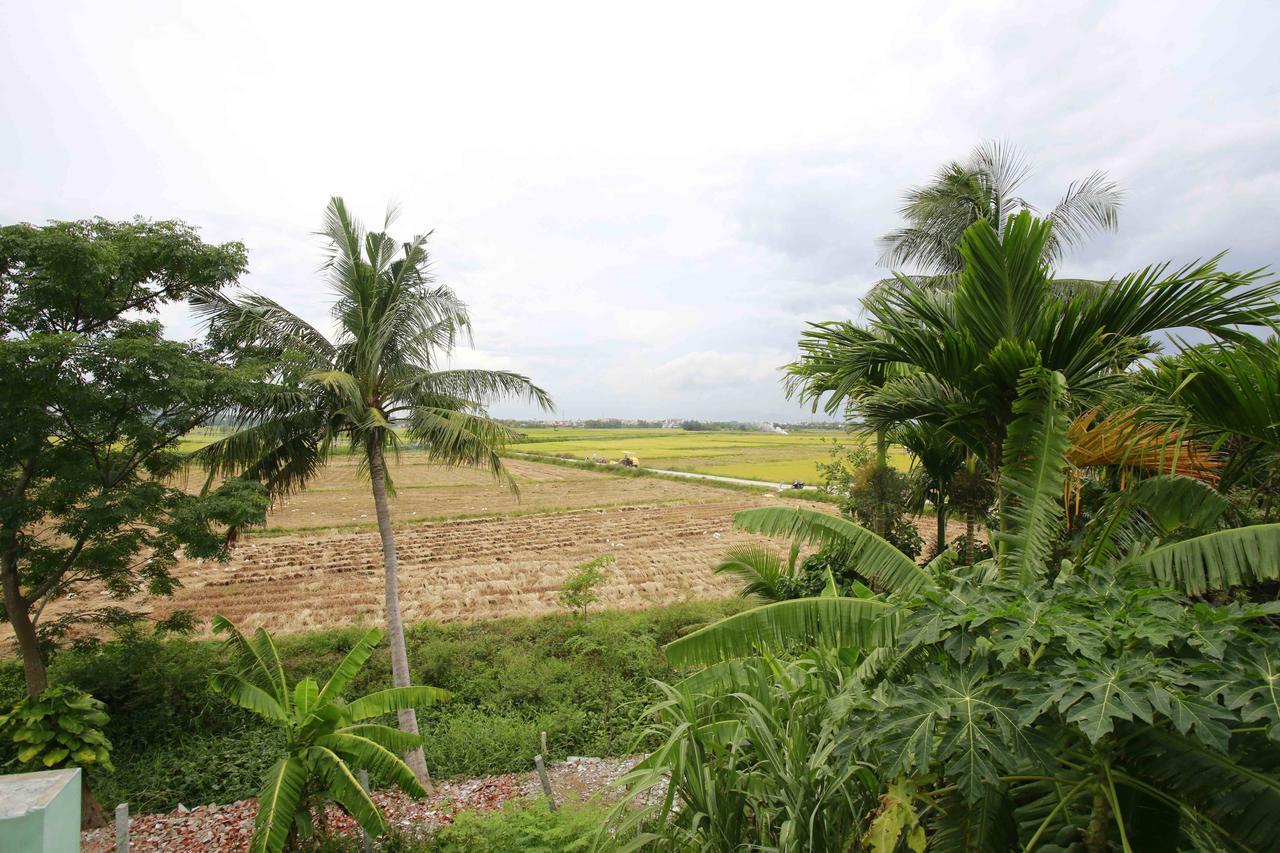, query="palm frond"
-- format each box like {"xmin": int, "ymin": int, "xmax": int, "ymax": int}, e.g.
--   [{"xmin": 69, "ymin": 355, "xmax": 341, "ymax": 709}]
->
[
  {"xmin": 730, "ymin": 506, "xmax": 933, "ymax": 594},
  {"xmin": 714, "ymin": 545, "xmax": 791, "ymax": 603},
  {"xmin": 191, "ymin": 287, "xmax": 335, "ymax": 367},
  {"xmin": 393, "ymin": 368, "xmax": 554, "ymax": 412},
  {"xmin": 664, "ymin": 597, "xmax": 897, "ymax": 667},
  {"xmin": 249, "ymin": 756, "xmax": 307, "ymax": 853},
  {"xmin": 314, "ymin": 732, "xmax": 427, "ymax": 798},
  {"xmin": 1043, "ymin": 170, "xmax": 1123, "ymax": 262},
  {"xmin": 953, "ymin": 212, "xmax": 1054, "ymax": 349},
  {"xmin": 316, "ymin": 627, "xmax": 382, "ymax": 706},
  {"xmin": 1067, "ymin": 408, "xmax": 1220, "ymax": 484},
  {"xmin": 211, "ymin": 615, "xmax": 289, "ymax": 706},
  {"xmin": 209, "ymin": 674, "xmax": 288, "ymax": 722},
  {"xmin": 308, "ymin": 746, "xmax": 386, "ymax": 836},
  {"xmin": 403, "ymin": 406, "xmax": 522, "ymax": 490},
  {"xmin": 996, "ymin": 368, "xmax": 1071, "ymax": 582},
  {"xmin": 337, "ymin": 724, "xmax": 424, "ymax": 753}
]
